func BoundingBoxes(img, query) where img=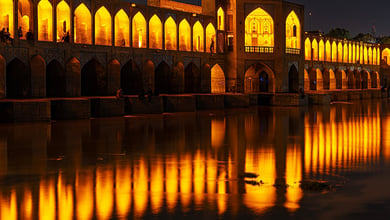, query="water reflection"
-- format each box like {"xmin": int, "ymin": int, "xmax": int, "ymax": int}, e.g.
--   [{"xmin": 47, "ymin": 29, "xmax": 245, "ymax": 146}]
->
[{"xmin": 0, "ymin": 101, "xmax": 390, "ymax": 219}]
